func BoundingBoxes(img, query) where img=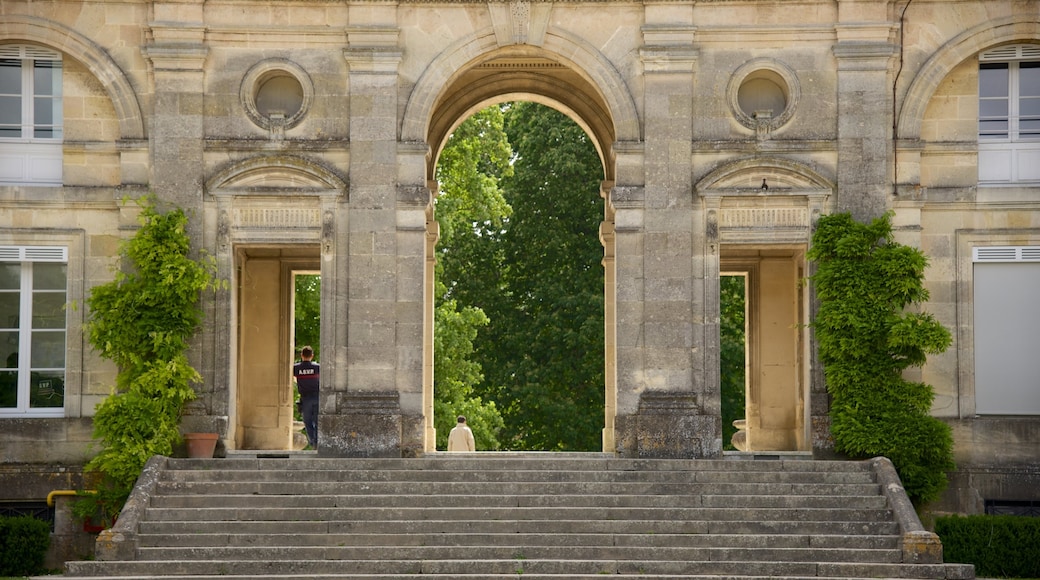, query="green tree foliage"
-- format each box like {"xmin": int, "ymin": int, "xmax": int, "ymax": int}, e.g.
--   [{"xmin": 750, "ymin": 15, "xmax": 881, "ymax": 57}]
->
[
  {"xmin": 485, "ymin": 102, "xmax": 605, "ymax": 450},
  {"xmin": 433, "ymin": 279, "xmax": 504, "ymax": 450},
  {"xmin": 720, "ymin": 275, "xmax": 746, "ymax": 450},
  {"xmin": 433, "ymin": 106, "xmax": 512, "ymax": 450},
  {"xmin": 808, "ymin": 212, "xmax": 954, "ymax": 505},
  {"xmin": 434, "ymin": 102, "xmax": 605, "ymax": 451},
  {"xmin": 81, "ymin": 197, "xmax": 220, "ymax": 519},
  {"xmin": 294, "ymin": 273, "xmax": 321, "ymax": 360}
]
